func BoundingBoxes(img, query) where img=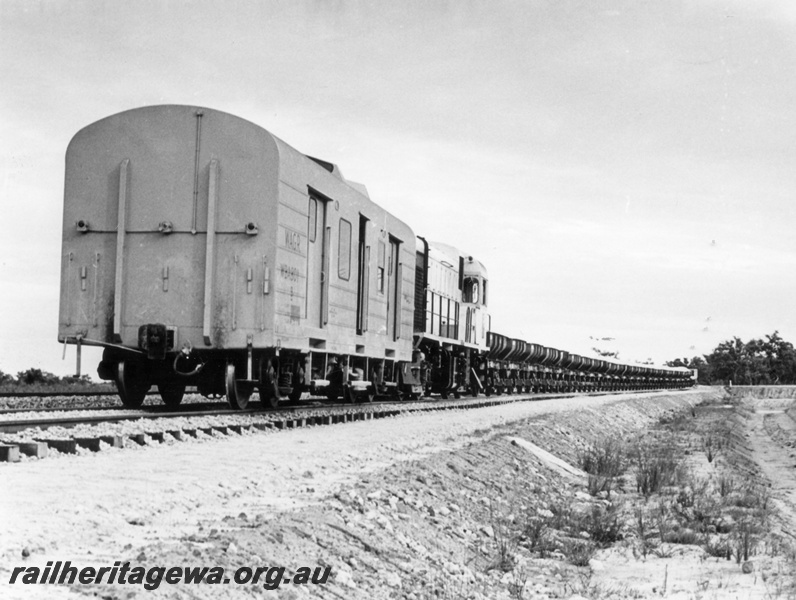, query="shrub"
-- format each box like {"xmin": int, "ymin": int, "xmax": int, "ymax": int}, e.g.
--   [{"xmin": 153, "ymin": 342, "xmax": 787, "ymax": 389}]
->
[
  {"xmin": 582, "ymin": 503, "xmax": 624, "ymax": 547},
  {"xmin": 16, "ymin": 368, "xmax": 59, "ymax": 385},
  {"xmin": 522, "ymin": 515, "xmax": 553, "ymax": 557},
  {"xmin": 663, "ymin": 527, "xmax": 699, "ymax": 545},
  {"xmin": 578, "ymin": 437, "xmax": 625, "ymax": 478},
  {"xmin": 633, "ymin": 507, "xmax": 657, "ymax": 558},
  {"xmin": 578, "ymin": 437, "xmax": 626, "ymax": 497},
  {"xmin": 704, "ymin": 538, "xmax": 732, "ymax": 559},
  {"xmin": 718, "ymin": 475, "xmax": 736, "ymax": 498},
  {"xmin": 733, "ymin": 519, "xmax": 761, "ymax": 563},
  {"xmin": 562, "ymin": 539, "xmax": 595, "ymax": 567},
  {"xmin": 487, "ymin": 504, "xmax": 518, "ymax": 572},
  {"xmin": 633, "ymin": 444, "xmax": 683, "ymax": 497}
]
